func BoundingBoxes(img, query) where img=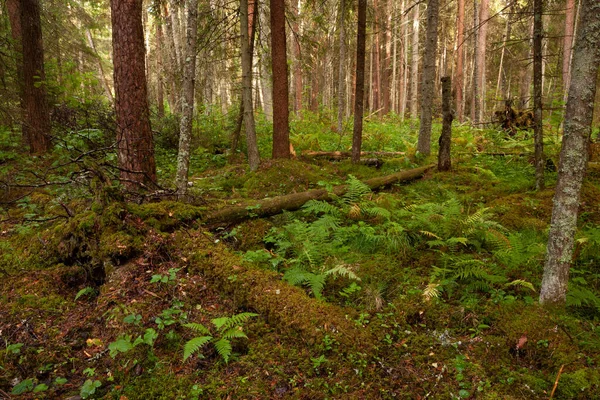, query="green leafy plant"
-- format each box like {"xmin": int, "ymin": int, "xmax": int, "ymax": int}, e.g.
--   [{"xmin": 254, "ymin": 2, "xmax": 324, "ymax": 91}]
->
[
  {"xmin": 150, "ymin": 267, "xmax": 181, "ymax": 284},
  {"xmin": 108, "ymin": 328, "xmax": 158, "ymax": 358},
  {"xmin": 75, "ymin": 286, "xmax": 98, "ymax": 301},
  {"xmin": 182, "ymin": 312, "xmax": 257, "ymax": 363},
  {"xmin": 80, "ymin": 379, "xmax": 102, "ymax": 399}
]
